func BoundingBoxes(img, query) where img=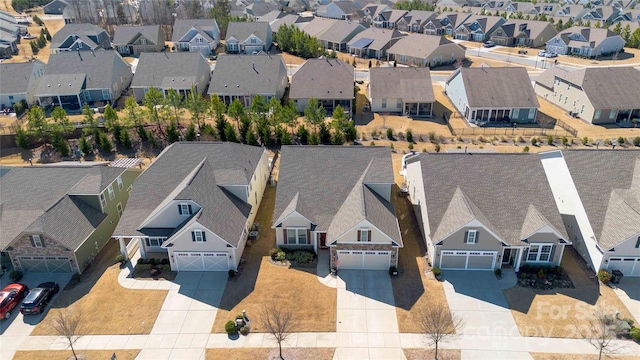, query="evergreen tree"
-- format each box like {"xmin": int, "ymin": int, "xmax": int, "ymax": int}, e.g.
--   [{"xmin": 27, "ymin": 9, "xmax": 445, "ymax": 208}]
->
[
  {"xmin": 79, "ymin": 134, "xmax": 92, "ymax": 155},
  {"xmin": 26, "ymin": 105, "xmax": 49, "ymax": 148},
  {"xmin": 15, "ymin": 127, "xmax": 30, "ymax": 149},
  {"xmin": 185, "ymin": 123, "xmax": 197, "ymax": 141},
  {"xmin": 246, "ymin": 130, "xmax": 258, "ymax": 146},
  {"xmin": 120, "ymin": 130, "xmax": 133, "ymax": 149},
  {"xmin": 304, "ymin": 98, "xmax": 325, "ymax": 134},
  {"xmin": 166, "ymin": 121, "xmax": 180, "ymax": 143},
  {"xmin": 224, "ymin": 122, "xmax": 239, "ymax": 142},
  {"xmin": 319, "ymin": 122, "xmax": 331, "ymax": 144},
  {"xmin": 143, "ymin": 87, "xmax": 164, "ymax": 133}
]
